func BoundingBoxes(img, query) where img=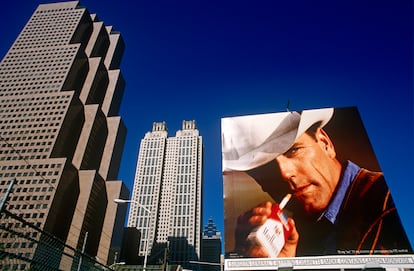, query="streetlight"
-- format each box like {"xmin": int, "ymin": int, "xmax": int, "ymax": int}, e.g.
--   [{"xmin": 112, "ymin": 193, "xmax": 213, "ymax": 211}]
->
[{"xmin": 114, "ymin": 198, "xmax": 152, "ymax": 271}]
